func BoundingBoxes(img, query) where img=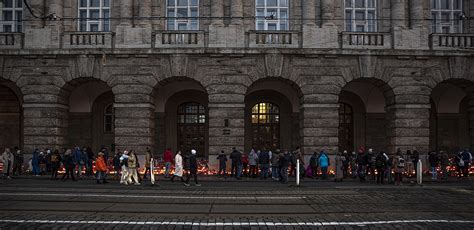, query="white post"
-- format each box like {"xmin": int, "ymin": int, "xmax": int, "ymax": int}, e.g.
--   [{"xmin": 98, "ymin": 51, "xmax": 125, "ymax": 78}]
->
[
  {"xmin": 417, "ymin": 159, "xmax": 422, "ymax": 185},
  {"xmin": 150, "ymin": 158, "xmax": 155, "ymax": 185},
  {"xmin": 296, "ymin": 159, "xmax": 300, "ymax": 186}
]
